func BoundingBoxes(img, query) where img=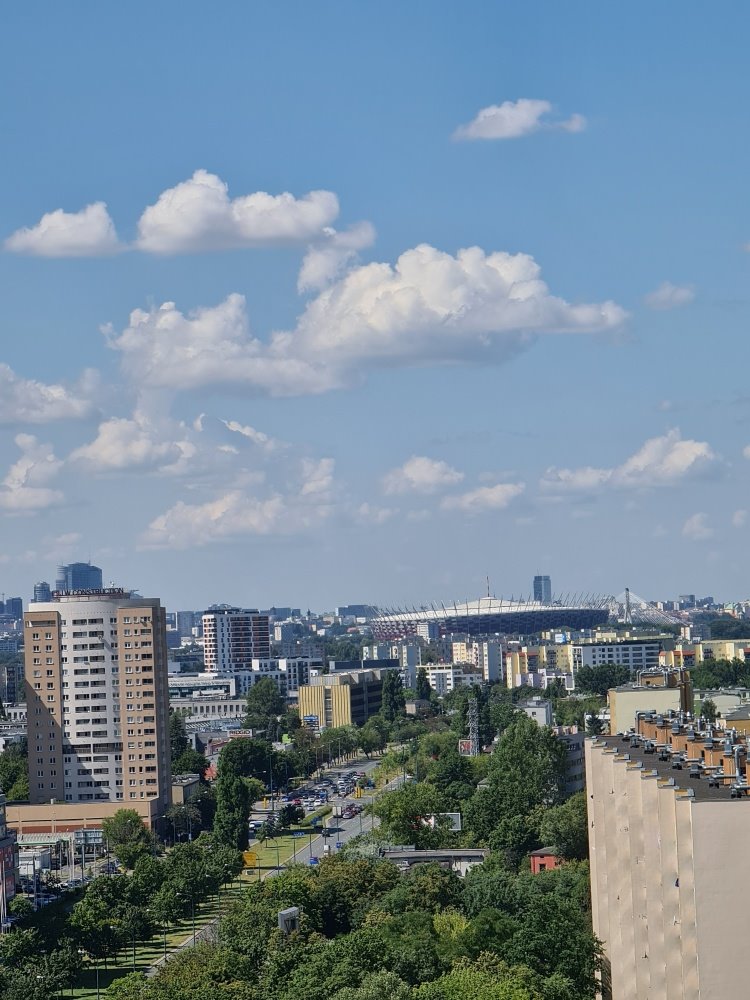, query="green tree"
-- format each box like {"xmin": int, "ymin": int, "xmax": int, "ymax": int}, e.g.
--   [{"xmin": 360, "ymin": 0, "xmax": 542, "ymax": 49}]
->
[
  {"xmin": 332, "ymin": 971, "xmax": 412, "ymax": 1000},
  {"xmin": 416, "ymin": 668, "xmax": 431, "ymax": 701},
  {"xmin": 700, "ymin": 697, "xmax": 718, "ymax": 723},
  {"xmin": 464, "ymin": 715, "xmax": 567, "ymax": 865},
  {"xmin": 381, "ymin": 671, "xmax": 406, "ymax": 722},
  {"xmin": 166, "ymin": 802, "xmax": 202, "ymax": 842},
  {"xmin": 214, "ymin": 768, "xmax": 250, "ymax": 850},
  {"xmin": 359, "ymin": 719, "xmax": 388, "ymax": 757},
  {"xmin": 0, "ymin": 742, "xmax": 29, "ymax": 800},
  {"xmin": 414, "ymin": 961, "xmax": 543, "ymax": 1000},
  {"xmin": 244, "ymin": 677, "xmax": 286, "ymax": 730},
  {"xmin": 585, "ymin": 714, "xmax": 604, "ymax": 737},
  {"xmin": 171, "ymin": 747, "xmax": 210, "ymax": 777},
  {"xmin": 373, "ymin": 783, "xmax": 453, "ymax": 848},
  {"xmin": 574, "ymin": 664, "xmax": 631, "ymax": 697},
  {"xmin": 244, "ymin": 776, "xmax": 266, "ymax": 804},
  {"xmin": 102, "ymin": 809, "xmax": 154, "ymax": 869},
  {"xmin": 278, "ymin": 803, "xmax": 304, "ymax": 828},
  {"xmin": 539, "ymin": 792, "xmax": 589, "ymax": 861},
  {"xmin": 8, "ymin": 895, "xmax": 34, "ymax": 919},
  {"xmin": 168, "ymin": 712, "xmax": 189, "ymax": 764},
  {"xmin": 218, "ymin": 737, "xmax": 275, "ymax": 785}
]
